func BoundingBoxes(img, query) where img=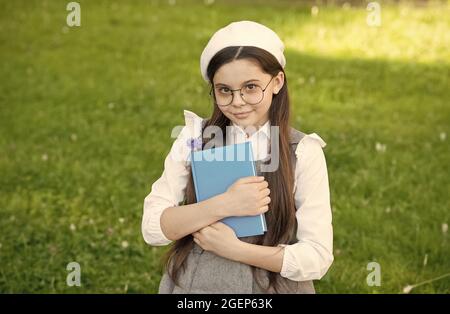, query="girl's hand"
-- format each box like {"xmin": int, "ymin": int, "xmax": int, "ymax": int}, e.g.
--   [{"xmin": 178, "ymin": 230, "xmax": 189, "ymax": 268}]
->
[
  {"xmin": 192, "ymin": 222, "xmax": 244, "ymax": 261},
  {"xmin": 223, "ymin": 176, "xmax": 271, "ymax": 217}
]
